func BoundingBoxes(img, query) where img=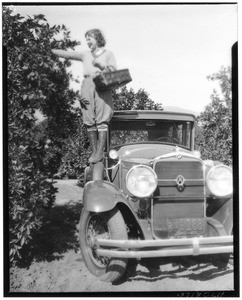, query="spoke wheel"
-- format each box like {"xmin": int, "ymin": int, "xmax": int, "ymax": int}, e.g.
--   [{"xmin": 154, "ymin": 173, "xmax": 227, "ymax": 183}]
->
[
  {"xmin": 79, "ymin": 208, "xmax": 128, "ymax": 283},
  {"xmin": 86, "ymin": 213, "xmax": 110, "ymax": 268}
]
